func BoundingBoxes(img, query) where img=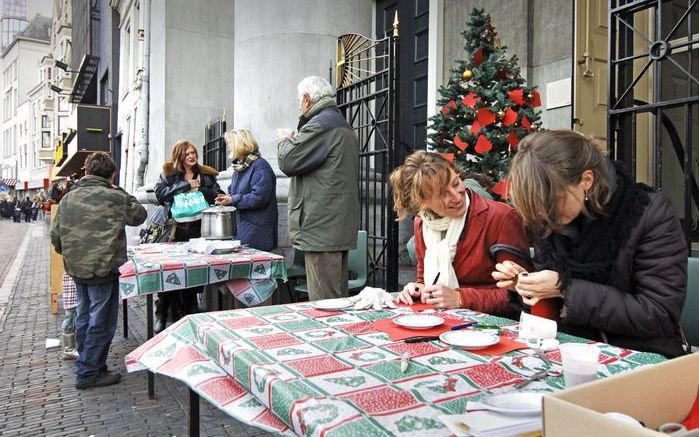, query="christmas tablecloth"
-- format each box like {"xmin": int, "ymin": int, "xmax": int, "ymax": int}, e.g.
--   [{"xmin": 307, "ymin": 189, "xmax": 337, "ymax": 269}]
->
[
  {"xmin": 119, "ymin": 243, "xmax": 287, "ymax": 306},
  {"xmin": 125, "ymin": 304, "xmax": 666, "ymax": 436}
]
